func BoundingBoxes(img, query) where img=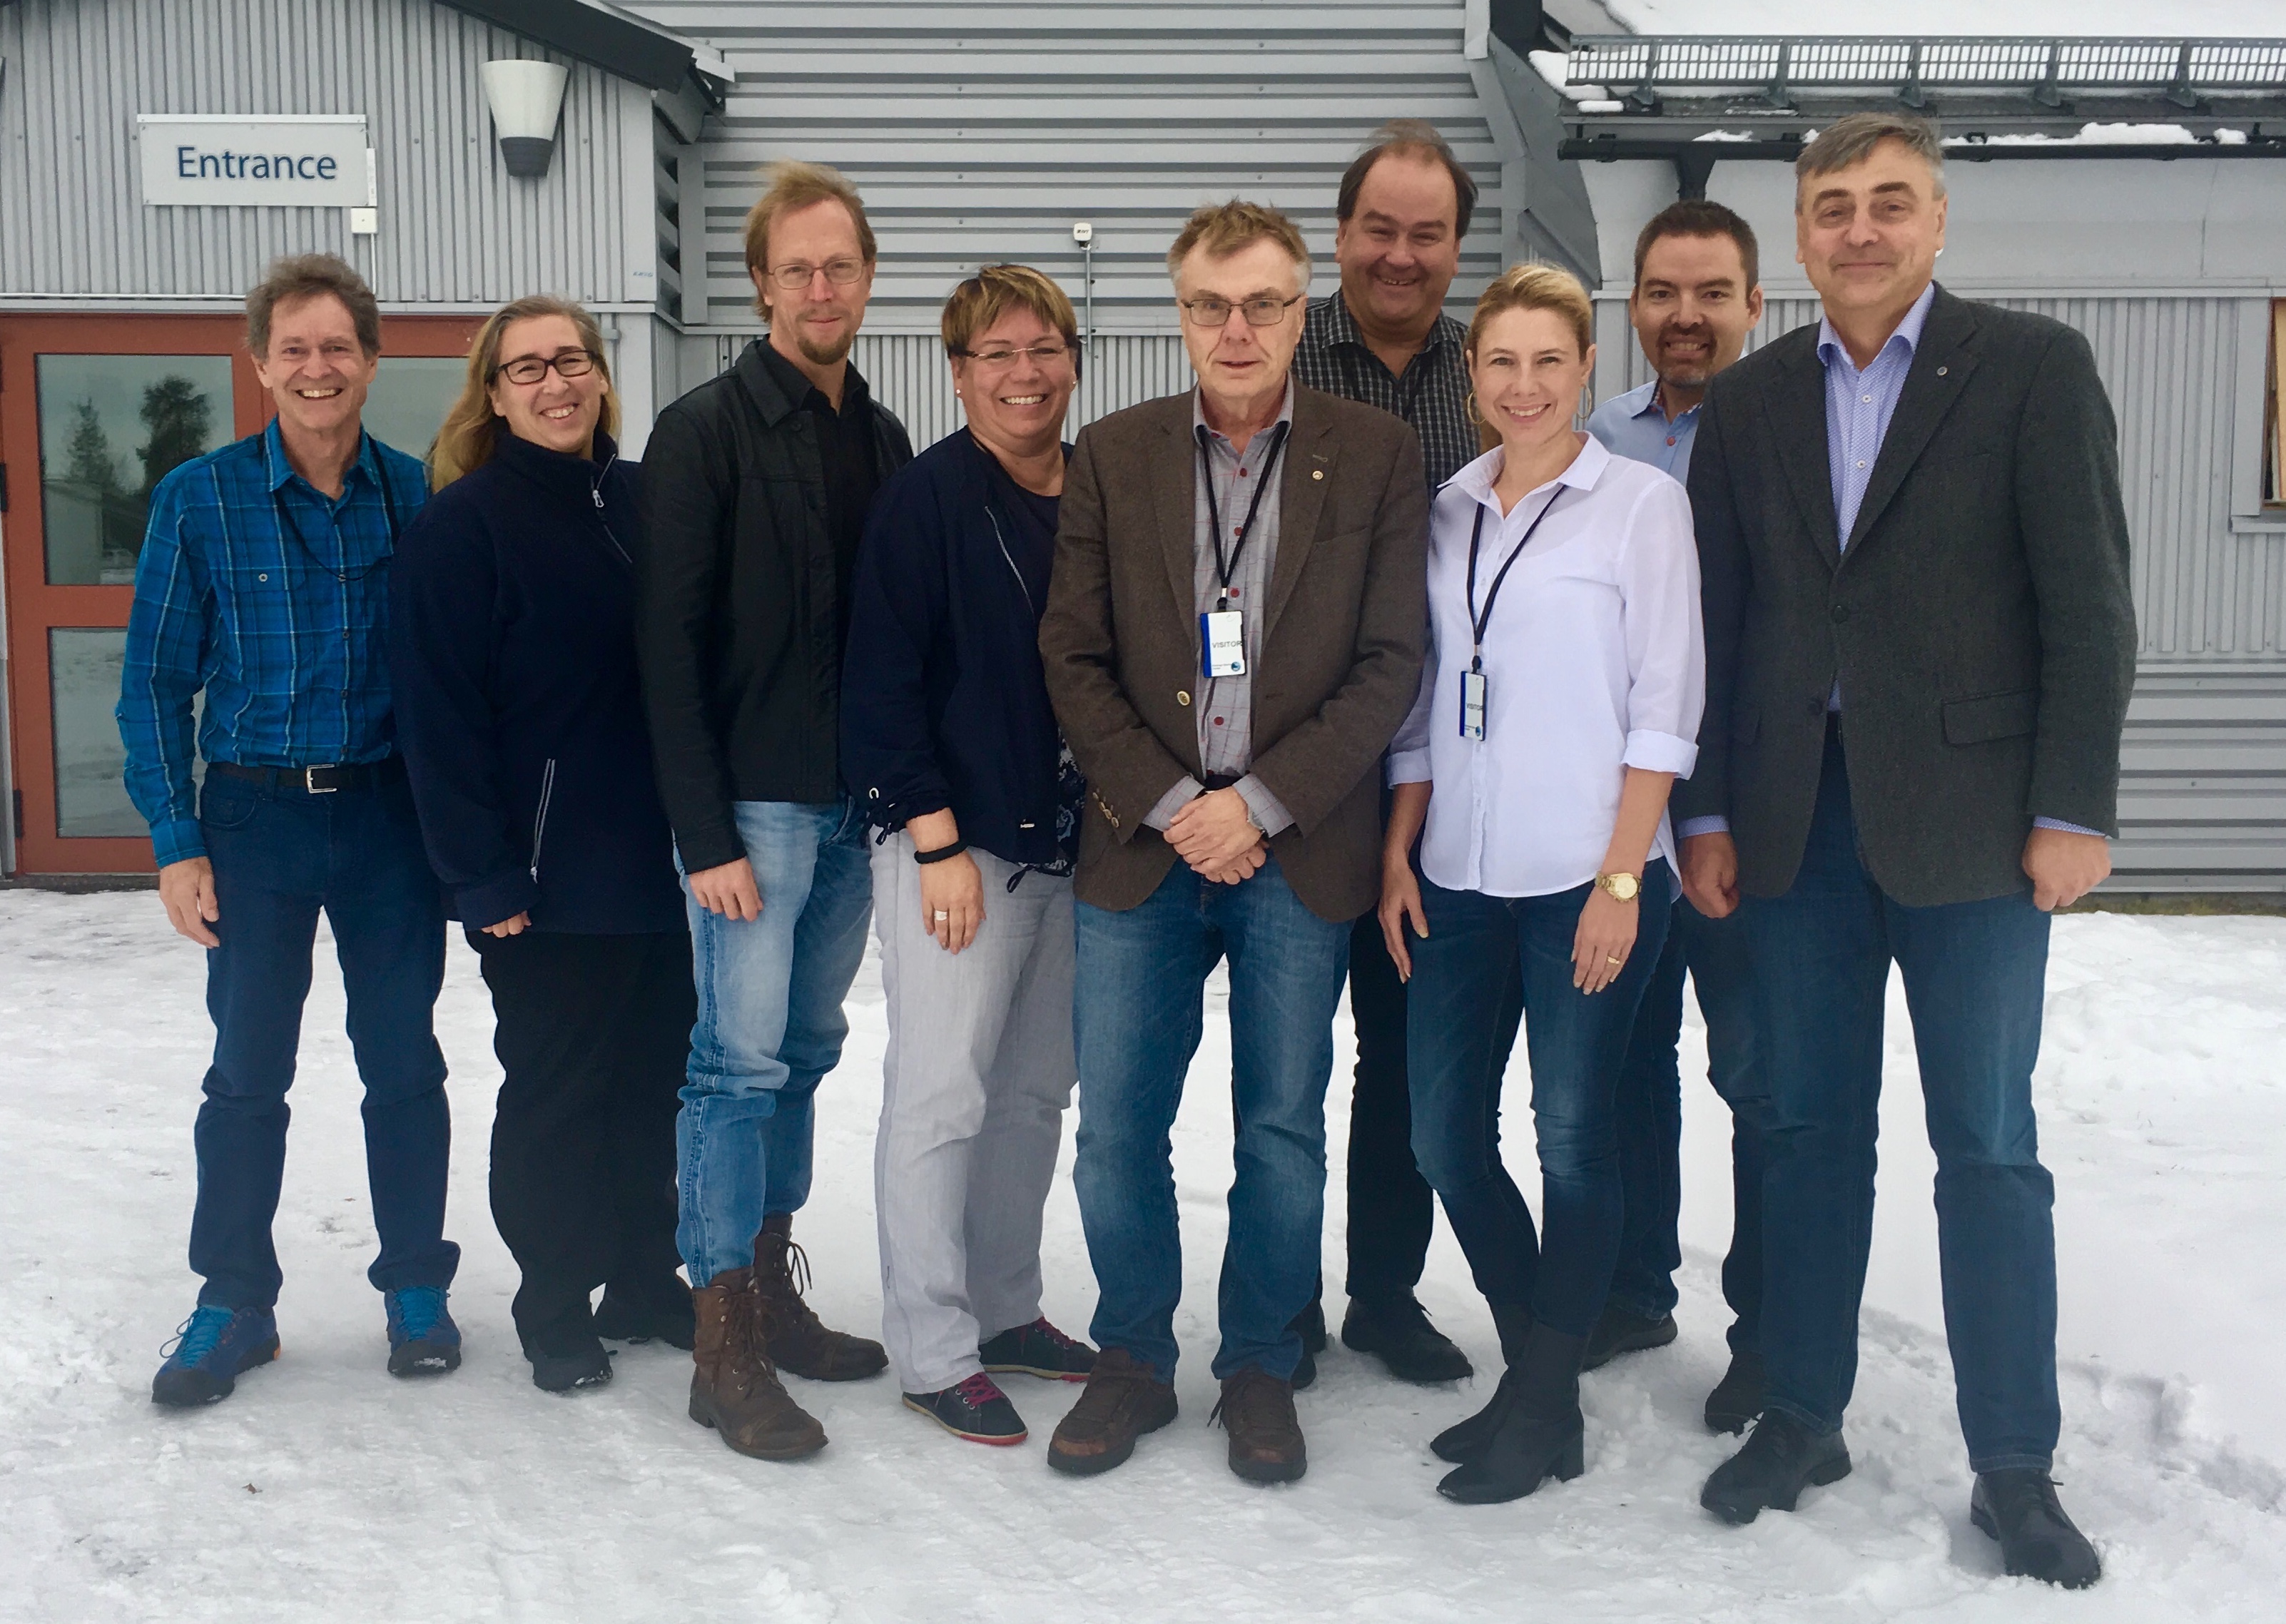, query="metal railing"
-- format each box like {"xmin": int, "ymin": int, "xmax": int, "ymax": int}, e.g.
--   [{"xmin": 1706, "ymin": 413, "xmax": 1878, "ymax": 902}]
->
[{"xmin": 1567, "ymin": 35, "xmax": 2286, "ymax": 113}]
